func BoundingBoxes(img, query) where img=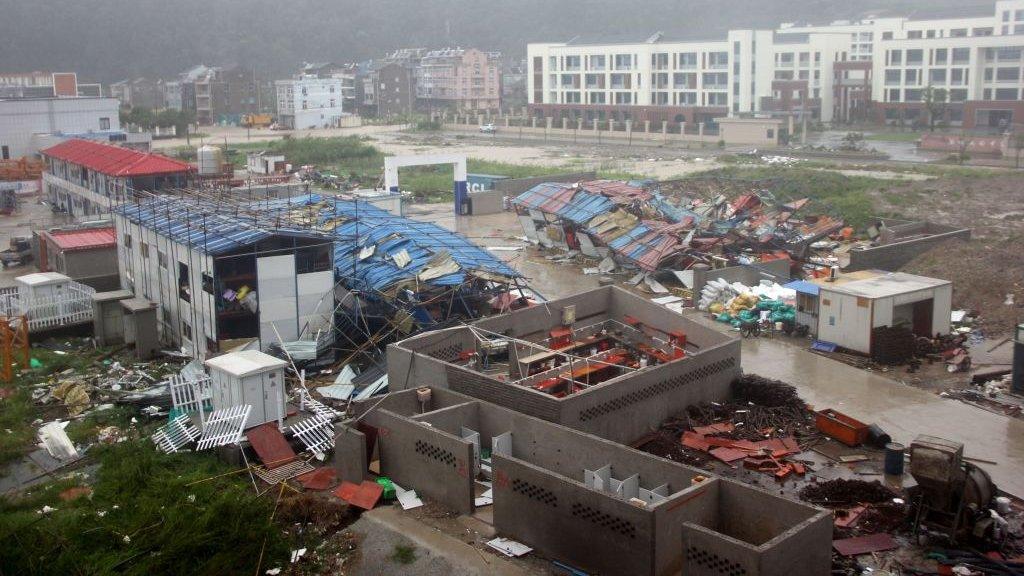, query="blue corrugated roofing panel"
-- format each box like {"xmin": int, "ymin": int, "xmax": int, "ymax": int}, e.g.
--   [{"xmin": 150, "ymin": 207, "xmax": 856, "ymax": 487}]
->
[
  {"xmin": 514, "ymin": 182, "xmax": 615, "ymax": 226},
  {"xmin": 557, "ymin": 192, "xmax": 614, "ymax": 225},
  {"xmin": 784, "ymin": 280, "xmax": 820, "ymax": 296}
]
